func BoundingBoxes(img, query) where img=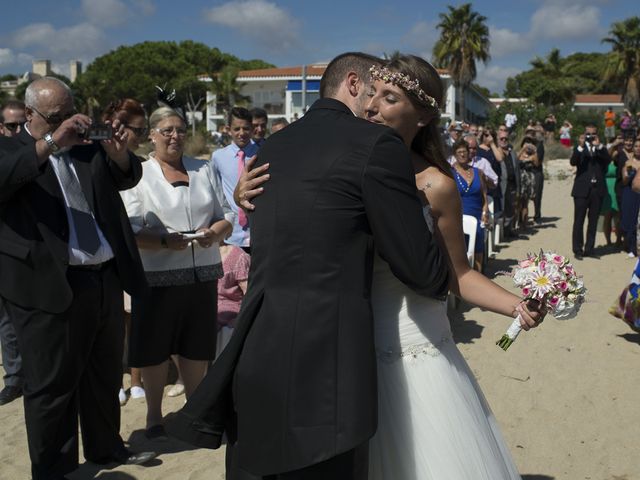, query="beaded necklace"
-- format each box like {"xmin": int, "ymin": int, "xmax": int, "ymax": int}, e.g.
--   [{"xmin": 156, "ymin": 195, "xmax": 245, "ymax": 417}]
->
[{"xmin": 453, "ymin": 166, "xmax": 474, "ymax": 194}]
